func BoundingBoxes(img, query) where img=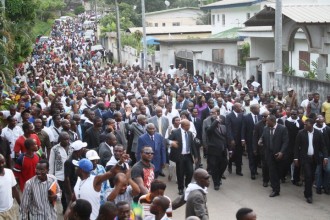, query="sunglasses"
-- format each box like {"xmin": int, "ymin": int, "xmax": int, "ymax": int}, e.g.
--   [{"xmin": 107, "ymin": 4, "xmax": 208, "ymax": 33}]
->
[{"xmin": 143, "ymin": 151, "xmax": 154, "ymax": 155}]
